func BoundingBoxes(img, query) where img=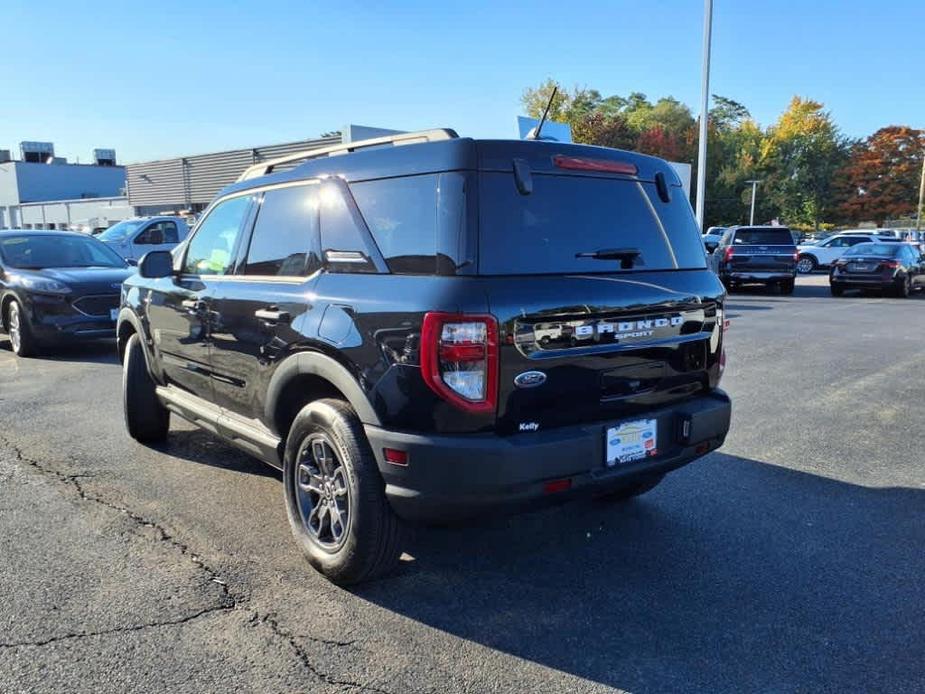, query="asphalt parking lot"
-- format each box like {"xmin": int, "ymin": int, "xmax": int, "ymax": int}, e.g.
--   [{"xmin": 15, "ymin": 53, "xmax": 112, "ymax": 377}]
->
[{"xmin": 1, "ymin": 274, "xmax": 923, "ymax": 694}]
